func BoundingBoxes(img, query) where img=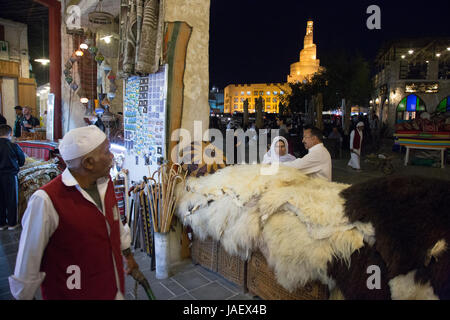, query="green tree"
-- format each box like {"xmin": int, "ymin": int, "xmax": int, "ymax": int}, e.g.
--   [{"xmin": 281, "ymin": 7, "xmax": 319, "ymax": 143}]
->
[{"xmin": 320, "ymin": 51, "xmax": 372, "ymax": 134}]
